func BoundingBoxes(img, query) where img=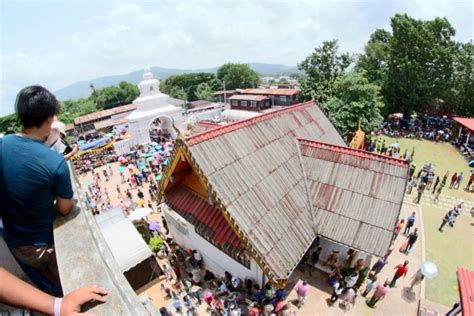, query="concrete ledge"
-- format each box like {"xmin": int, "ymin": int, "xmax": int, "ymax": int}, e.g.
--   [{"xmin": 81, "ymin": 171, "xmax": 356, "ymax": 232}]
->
[{"xmin": 54, "ymin": 163, "xmax": 157, "ymax": 315}]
